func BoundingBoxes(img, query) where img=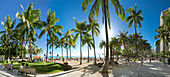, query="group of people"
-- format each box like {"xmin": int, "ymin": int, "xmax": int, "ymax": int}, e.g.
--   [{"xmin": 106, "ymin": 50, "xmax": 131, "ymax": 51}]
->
[
  {"xmin": 19, "ymin": 63, "xmax": 29, "ymax": 69},
  {"xmin": 140, "ymin": 57, "xmax": 169, "ymax": 66},
  {"xmin": 6, "ymin": 61, "xmax": 15, "ymax": 70},
  {"xmin": 6, "ymin": 61, "xmax": 29, "ymax": 70}
]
